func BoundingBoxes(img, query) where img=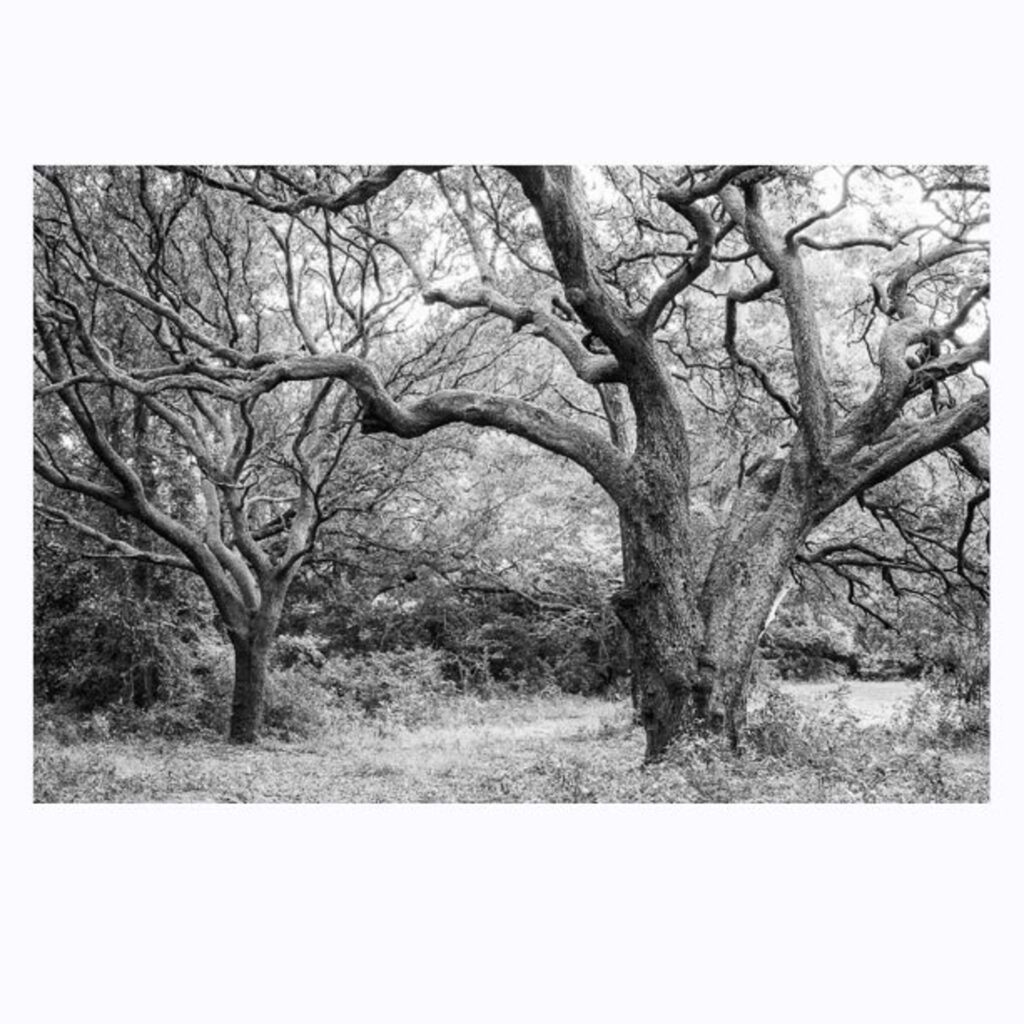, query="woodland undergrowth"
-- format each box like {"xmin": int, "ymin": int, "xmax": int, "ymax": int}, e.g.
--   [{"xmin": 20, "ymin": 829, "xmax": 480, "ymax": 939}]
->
[{"xmin": 34, "ymin": 651, "xmax": 988, "ymax": 803}]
